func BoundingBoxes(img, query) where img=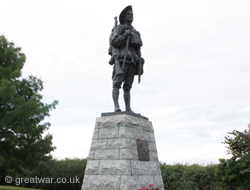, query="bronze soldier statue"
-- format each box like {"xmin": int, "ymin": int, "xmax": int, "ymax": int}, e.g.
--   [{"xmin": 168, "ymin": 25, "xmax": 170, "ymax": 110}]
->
[{"xmin": 108, "ymin": 5, "xmax": 144, "ymax": 113}]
